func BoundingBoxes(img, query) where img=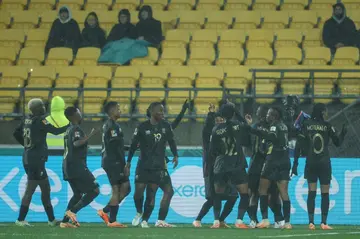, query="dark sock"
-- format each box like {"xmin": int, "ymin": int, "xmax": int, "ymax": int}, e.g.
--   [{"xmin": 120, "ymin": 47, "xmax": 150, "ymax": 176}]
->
[
  {"xmin": 259, "ymin": 195, "xmax": 269, "ymax": 220},
  {"xmin": 248, "ymin": 204, "xmax": 258, "ymax": 222},
  {"xmin": 134, "ymin": 196, "xmax": 144, "ymax": 214},
  {"xmin": 109, "ymin": 205, "xmax": 119, "ymax": 223},
  {"xmin": 142, "ymin": 204, "xmax": 154, "ymax": 222},
  {"xmin": 237, "ymin": 194, "xmax": 249, "ymax": 220},
  {"xmin": 158, "ymin": 200, "xmax": 172, "ymax": 221},
  {"xmin": 307, "ymin": 191, "xmax": 316, "ymax": 224},
  {"xmin": 213, "ymin": 197, "xmax": 222, "ymax": 221},
  {"xmin": 283, "ymin": 200, "xmax": 291, "ymax": 223},
  {"xmin": 62, "ymin": 215, "xmax": 70, "ymax": 223},
  {"xmin": 196, "ymin": 199, "xmax": 213, "ymax": 221},
  {"xmin": 71, "ymin": 190, "xmax": 99, "ymax": 214},
  {"xmin": 321, "ymin": 193, "xmax": 329, "ymax": 224},
  {"xmin": 220, "ymin": 198, "xmax": 236, "ymax": 222},
  {"xmin": 62, "ymin": 194, "xmax": 81, "ymax": 223},
  {"xmin": 271, "ymin": 202, "xmax": 284, "ymax": 222},
  {"xmin": 44, "ymin": 205, "xmax": 55, "ymax": 222},
  {"xmin": 18, "ymin": 205, "xmax": 29, "ymax": 221},
  {"xmin": 103, "ymin": 204, "xmax": 110, "ymax": 213}
]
